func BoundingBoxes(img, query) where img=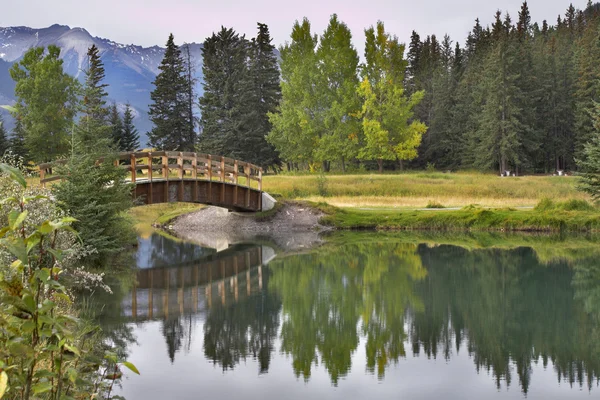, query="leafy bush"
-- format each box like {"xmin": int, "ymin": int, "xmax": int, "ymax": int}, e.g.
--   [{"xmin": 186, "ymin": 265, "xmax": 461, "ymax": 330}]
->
[
  {"xmin": 0, "ymin": 164, "xmax": 138, "ymax": 399},
  {"xmin": 426, "ymin": 201, "xmax": 445, "ymax": 209}
]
